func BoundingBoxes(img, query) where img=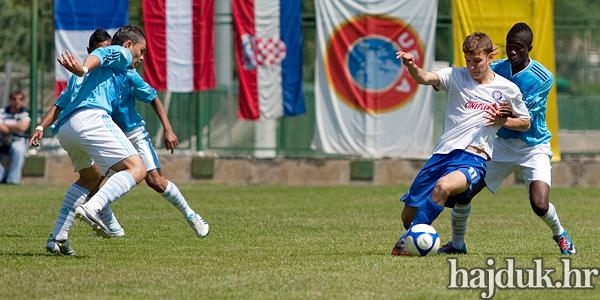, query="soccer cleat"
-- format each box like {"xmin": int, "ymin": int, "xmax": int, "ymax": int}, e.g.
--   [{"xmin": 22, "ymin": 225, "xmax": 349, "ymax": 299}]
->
[
  {"xmin": 46, "ymin": 234, "xmax": 75, "ymax": 256},
  {"xmin": 75, "ymin": 205, "xmax": 112, "ymax": 239},
  {"xmin": 391, "ymin": 238, "xmax": 409, "ymax": 256},
  {"xmin": 553, "ymin": 231, "xmax": 576, "ymax": 255},
  {"xmin": 187, "ymin": 212, "xmax": 209, "ymax": 238},
  {"xmin": 438, "ymin": 241, "xmax": 468, "ymax": 255},
  {"xmin": 110, "ymin": 229, "xmax": 125, "ymax": 237},
  {"xmin": 90, "ymin": 228, "xmax": 125, "ymax": 238},
  {"xmin": 98, "ymin": 210, "xmax": 125, "ymax": 237}
]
